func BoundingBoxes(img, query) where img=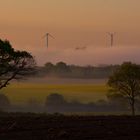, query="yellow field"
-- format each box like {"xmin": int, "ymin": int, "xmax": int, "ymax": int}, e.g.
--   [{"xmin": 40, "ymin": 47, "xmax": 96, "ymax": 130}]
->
[{"xmin": 1, "ymin": 83, "xmax": 109, "ymax": 104}]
